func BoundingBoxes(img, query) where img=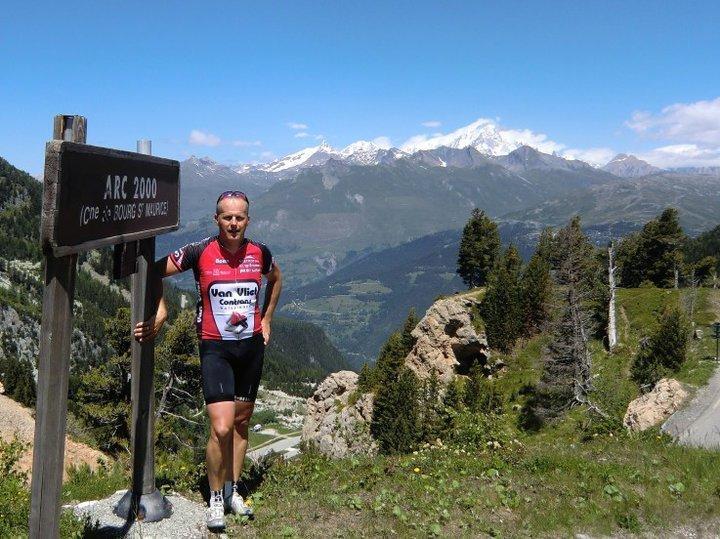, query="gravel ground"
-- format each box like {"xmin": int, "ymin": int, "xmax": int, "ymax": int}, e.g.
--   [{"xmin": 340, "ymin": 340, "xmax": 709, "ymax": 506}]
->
[{"xmin": 71, "ymin": 489, "xmax": 221, "ymax": 538}]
